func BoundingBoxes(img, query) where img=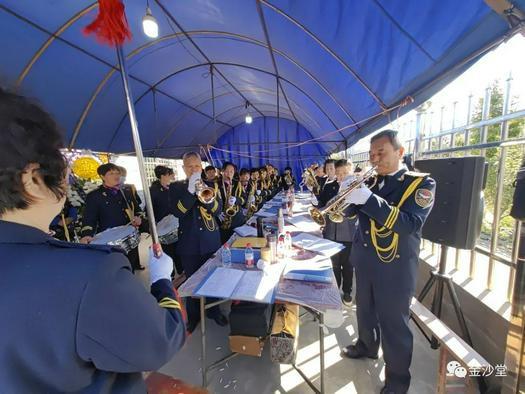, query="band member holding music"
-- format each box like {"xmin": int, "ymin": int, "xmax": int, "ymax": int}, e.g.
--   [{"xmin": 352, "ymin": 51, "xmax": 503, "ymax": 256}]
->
[
  {"xmin": 281, "ymin": 166, "xmax": 296, "ymax": 191},
  {"xmin": 0, "ymin": 89, "xmax": 186, "ymax": 392},
  {"xmin": 340, "ymin": 130, "xmax": 436, "ymax": 394},
  {"xmin": 218, "ymin": 161, "xmax": 245, "ymax": 243},
  {"xmin": 170, "ymin": 152, "xmax": 228, "ymax": 333},
  {"xmin": 80, "ymin": 163, "xmax": 144, "ymax": 272},
  {"xmin": 150, "ymin": 165, "xmax": 183, "ymax": 276},
  {"xmin": 321, "ymin": 159, "xmax": 356, "ymax": 305}
]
